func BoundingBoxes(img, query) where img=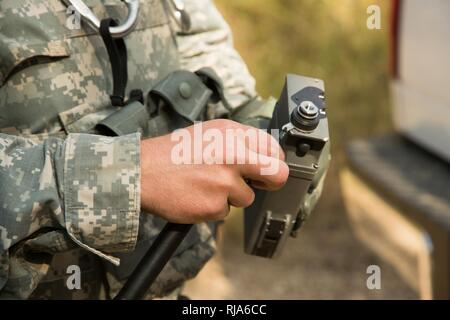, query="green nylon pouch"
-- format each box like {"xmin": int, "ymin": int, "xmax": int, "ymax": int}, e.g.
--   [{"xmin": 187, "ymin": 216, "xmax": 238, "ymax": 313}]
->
[
  {"xmin": 148, "ymin": 70, "xmax": 213, "ymax": 123},
  {"xmin": 95, "ymin": 100, "xmax": 149, "ymax": 136}
]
